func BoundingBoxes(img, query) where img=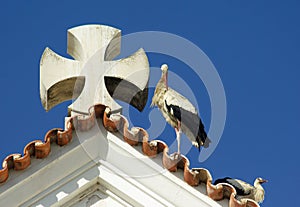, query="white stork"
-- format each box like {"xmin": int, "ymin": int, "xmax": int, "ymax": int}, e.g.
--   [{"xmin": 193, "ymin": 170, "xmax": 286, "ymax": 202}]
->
[
  {"xmin": 151, "ymin": 64, "xmax": 210, "ymax": 155},
  {"xmin": 213, "ymin": 177, "xmax": 268, "ymax": 203}
]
